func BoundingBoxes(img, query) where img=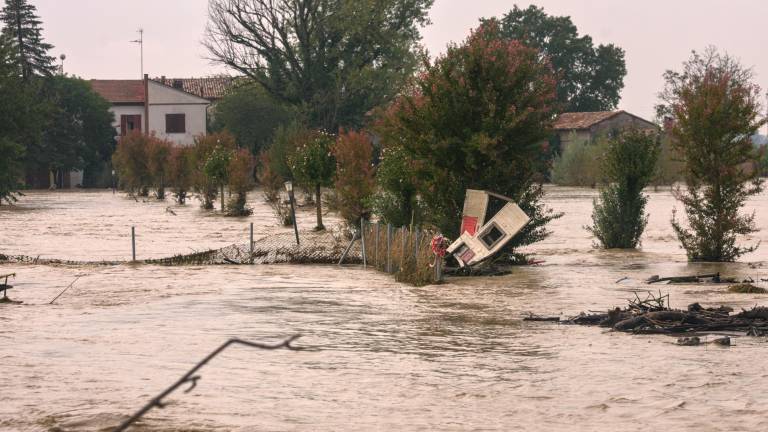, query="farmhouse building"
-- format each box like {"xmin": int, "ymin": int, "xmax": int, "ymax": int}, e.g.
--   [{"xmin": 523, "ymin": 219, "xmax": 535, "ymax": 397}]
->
[
  {"xmin": 90, "ymin": 74, "xmax": 211, "ymax": 146},
  {"xmin": 552, "ymin": 110, "xmax": 658, "ymax": 150}
]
